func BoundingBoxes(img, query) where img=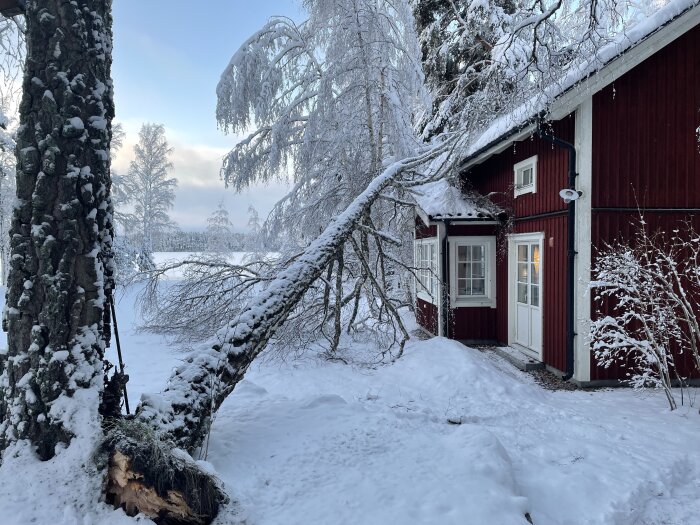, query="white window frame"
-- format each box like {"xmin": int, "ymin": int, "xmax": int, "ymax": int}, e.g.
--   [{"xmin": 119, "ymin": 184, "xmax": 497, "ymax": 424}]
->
[
  {"xmin": 414, "ymin": 237, "xmax": 439, "ymax": 305},
  {"xmin": 514, "ymin": 155, "xmax": 538, "ymax": 197},
  {"xmin": 449, "ymin": 236, "xmax": 497, "ymax": 308}
]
